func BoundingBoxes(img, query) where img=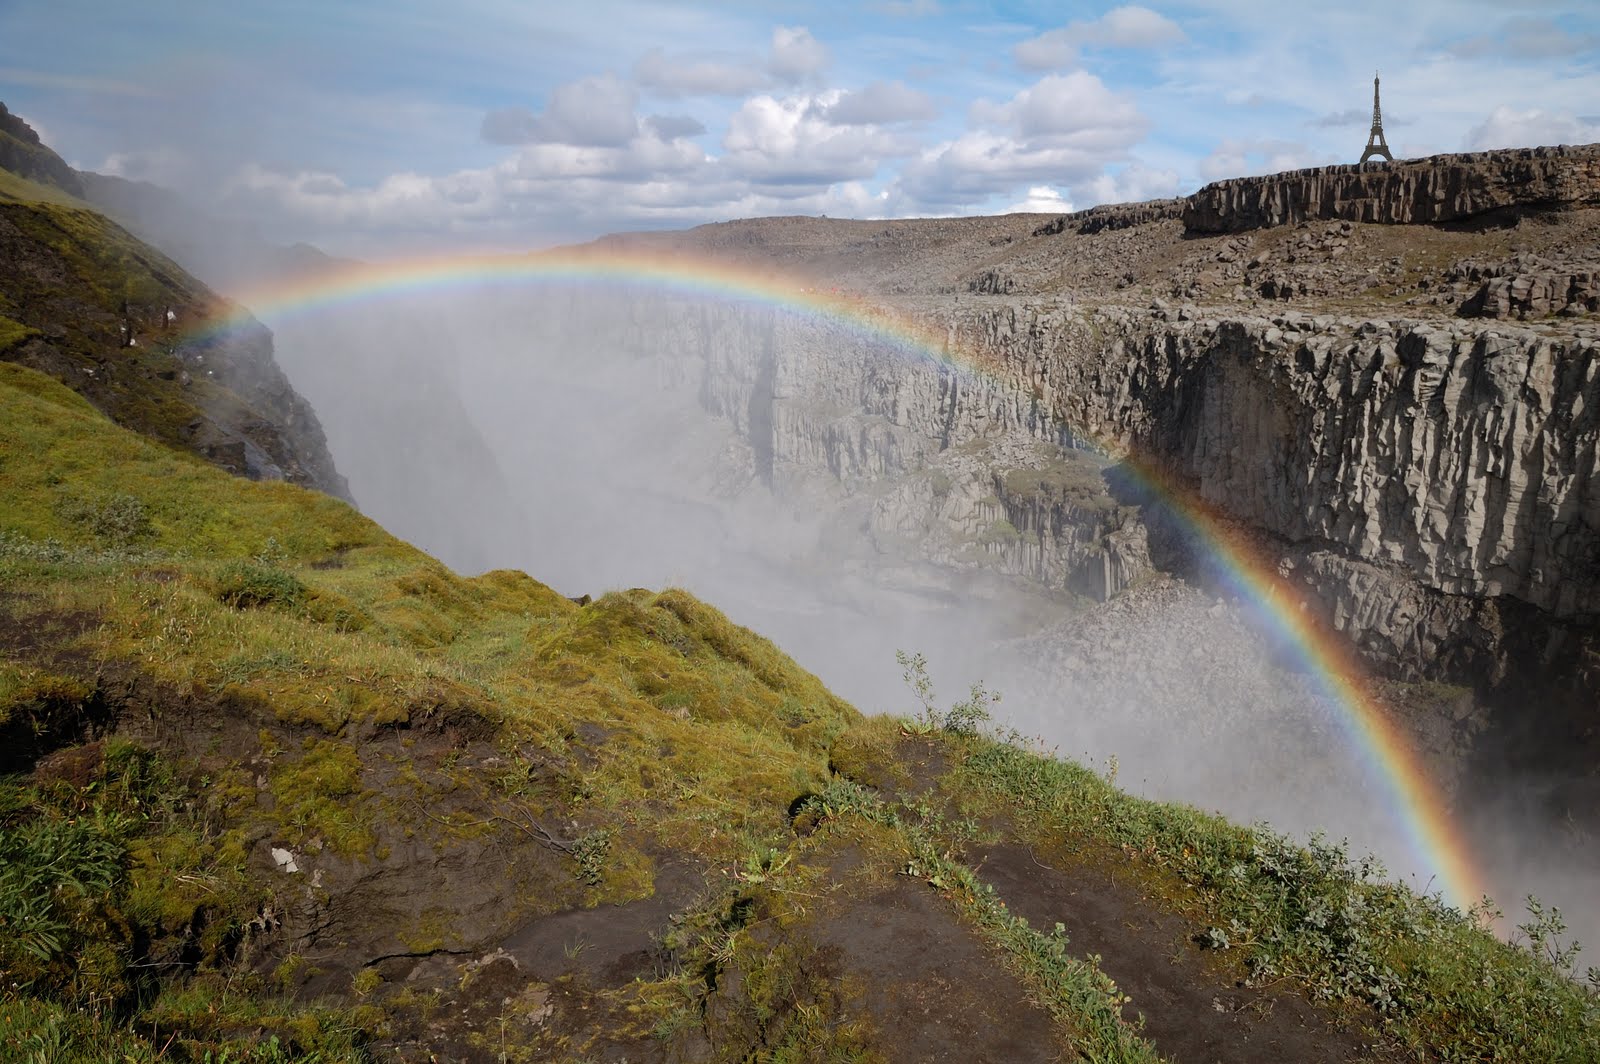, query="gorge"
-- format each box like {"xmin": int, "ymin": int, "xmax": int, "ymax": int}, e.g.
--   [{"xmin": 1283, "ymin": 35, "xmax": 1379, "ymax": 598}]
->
[{"xmin": 250, "ymin": 147, "xmax": 1600, "ymax": 950}]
